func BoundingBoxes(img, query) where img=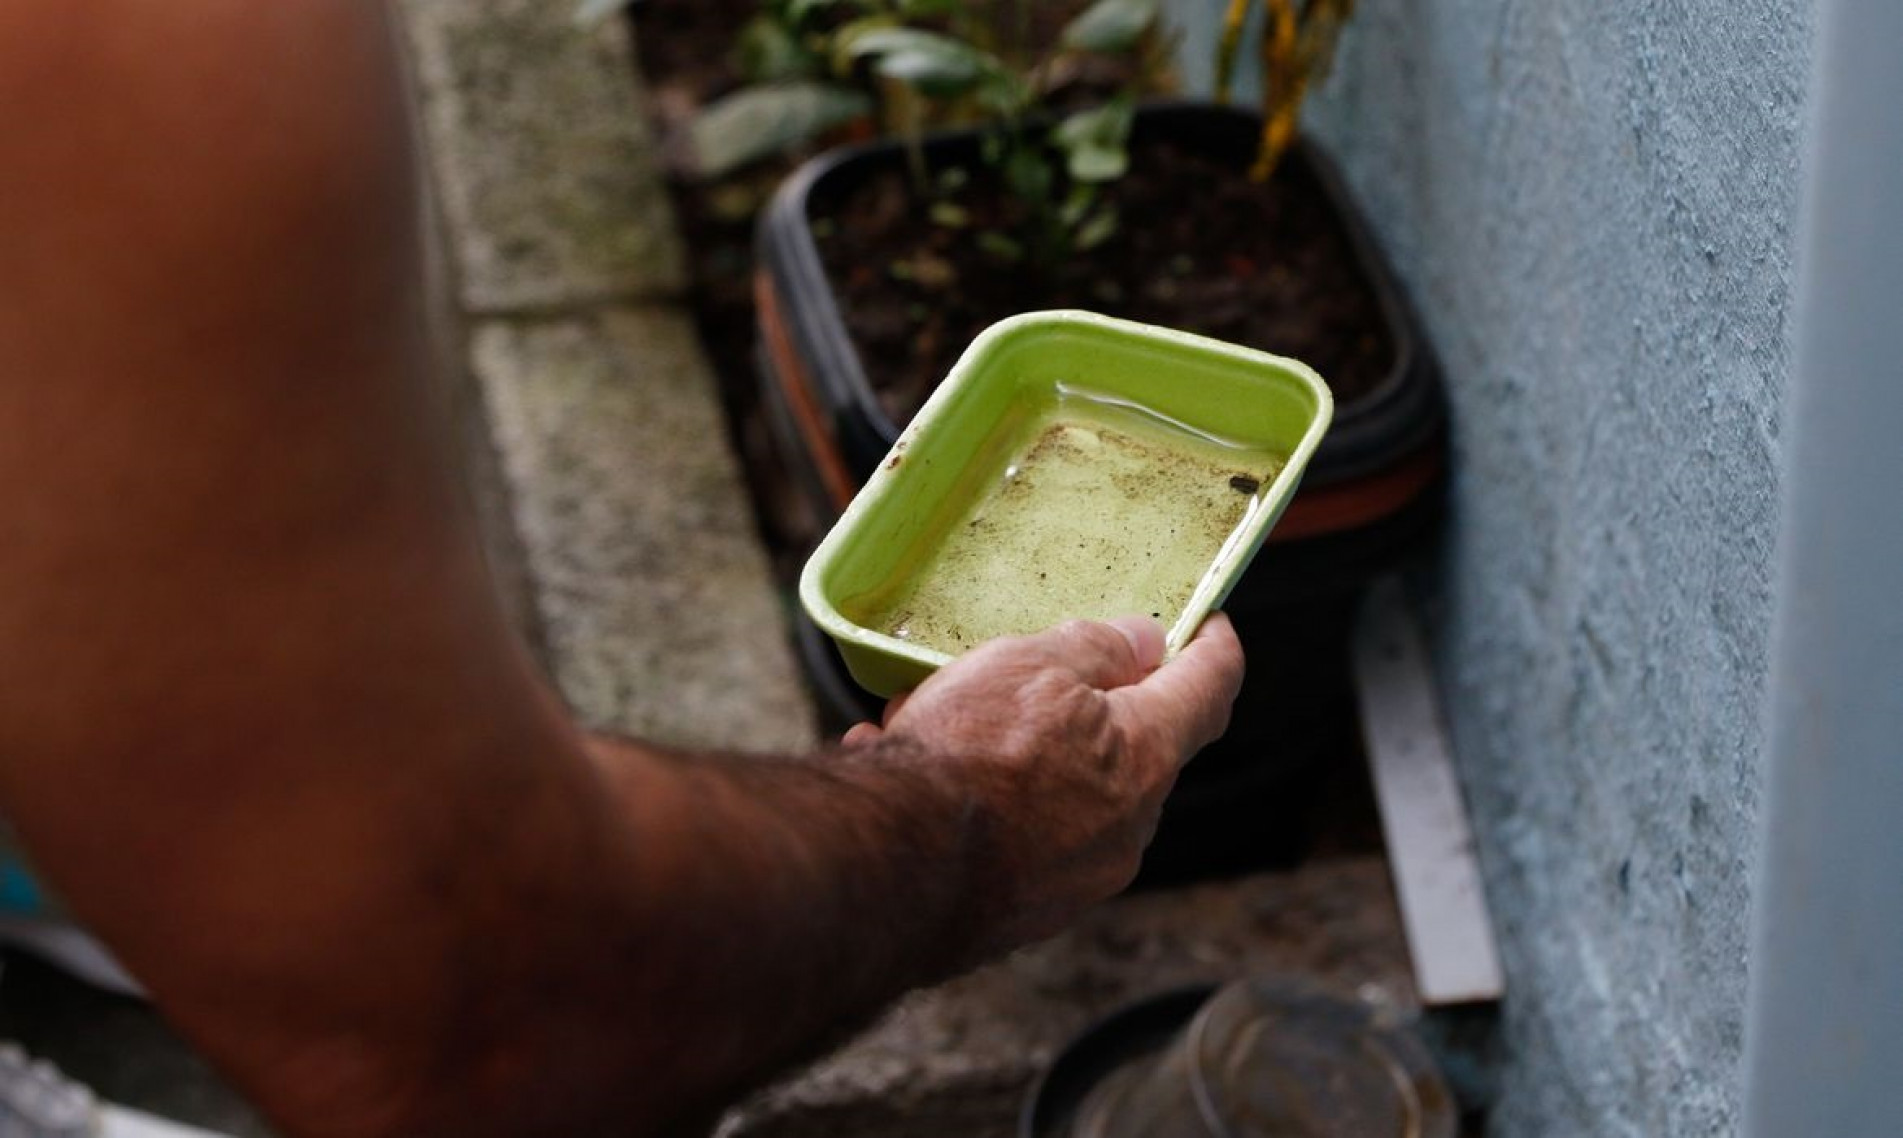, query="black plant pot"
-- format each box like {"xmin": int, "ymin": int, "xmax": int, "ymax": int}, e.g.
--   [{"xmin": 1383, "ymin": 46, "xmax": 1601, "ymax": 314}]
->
[{"xmin": 758, "ymin": 99, "xmax": 1445, "ymax": 496}]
